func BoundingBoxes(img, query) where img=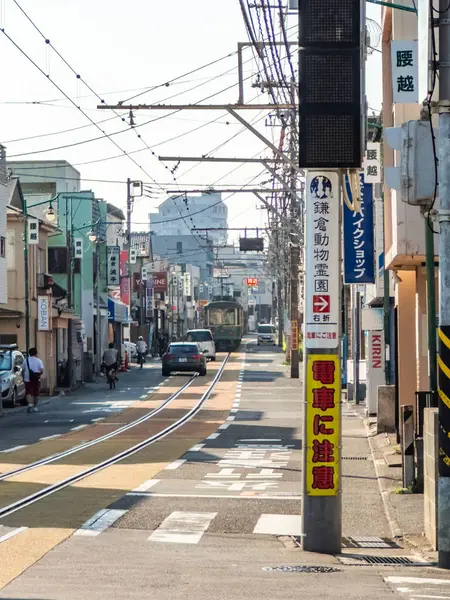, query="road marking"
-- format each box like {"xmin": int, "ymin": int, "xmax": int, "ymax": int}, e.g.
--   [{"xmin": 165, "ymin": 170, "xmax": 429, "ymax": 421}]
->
[
  {"xmin": 140, "ymin": 395, "xmax": 148, "ymax": 399},
  {"xmin": 74, "ymin": 509, "xmax": 127, "ymax": 537},
  {"xmin": 227, "ymin": 416, "xmax": 235, "ymax": 421},
  {"xmin": 385, "ymin": 577, "xmax": 450, "ymax": 586},
  {"xmin": 44, "ymin": 419, "xmax": 74, "ymax": 424},
  {"xmin": 0, "ymin": 445, "xmax": 26, "ymax": 453},
  {"xmin": 71, "ymin": 424, "xmax": 88, "ymax": 431},
  {"xmin": 219, "ymin": 423, "xmax": 230, "ymax": 430},
  {"xmin": 0, "ymin": 526, "xmax": 28, "ymax": 543},
  {"xmin": 240, "ymin": 438, "xmax": 282, "ymax": 442},
  {"xmin": 253, "ymin": 514, "xmax": 302, "ymax": 536},
  {"xmin": 148, "ymin": 511, "xmax": 217, "ymax": 544},
  {"xmin": 129, "ymin": 492, "xmax": 302, "ymax": 500},
  {"xmin": 189, "ymin": 444, "xmax": 205, "ymax": 452},
  {"xmin": 40, "ymin": 434, "xmax": 61, "ymax": 441},
  {"xmin": 132, "ymin": 479, "xmax": 160, "ymax": 493},
  {"xmin": 91, "ymin": 417, "xmax": 105, "ymax": 422},
  {"xmin": 230, "ymin": 409, "xmax": 238, "ymax": 414},
  {"xmin": 165, "ymin": 459, "xmax": 186, "ymax": 470},
  {"xmin": 207, "ymin": 433, "xmax": 220, "ymax": 440}
]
